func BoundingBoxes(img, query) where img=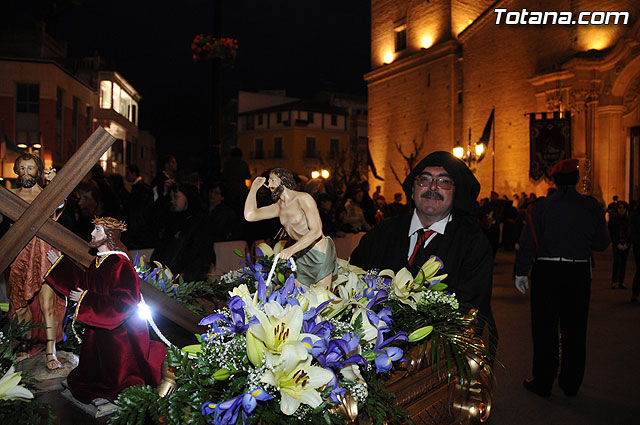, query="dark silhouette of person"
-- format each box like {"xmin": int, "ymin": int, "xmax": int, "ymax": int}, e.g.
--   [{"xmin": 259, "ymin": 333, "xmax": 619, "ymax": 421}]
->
[{"xmin": 122, "ymin": 164, "xmax": 156, "ymax": 249}]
